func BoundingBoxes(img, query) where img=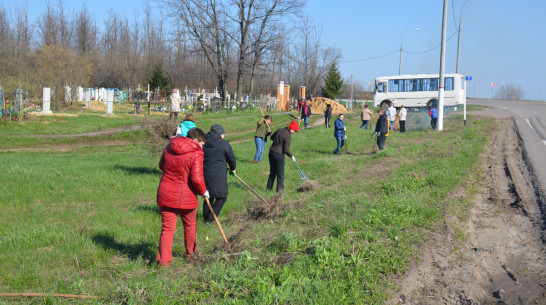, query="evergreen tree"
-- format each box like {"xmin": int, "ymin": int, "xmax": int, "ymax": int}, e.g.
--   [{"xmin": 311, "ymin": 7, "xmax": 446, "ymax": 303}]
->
[
  {"xmin": 321, "ymin": 62, "xmax": 344, "ymax": 100},
  {"xmin": 147, "ymin": 65, "xmax": 171, "ymax": 91}
]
